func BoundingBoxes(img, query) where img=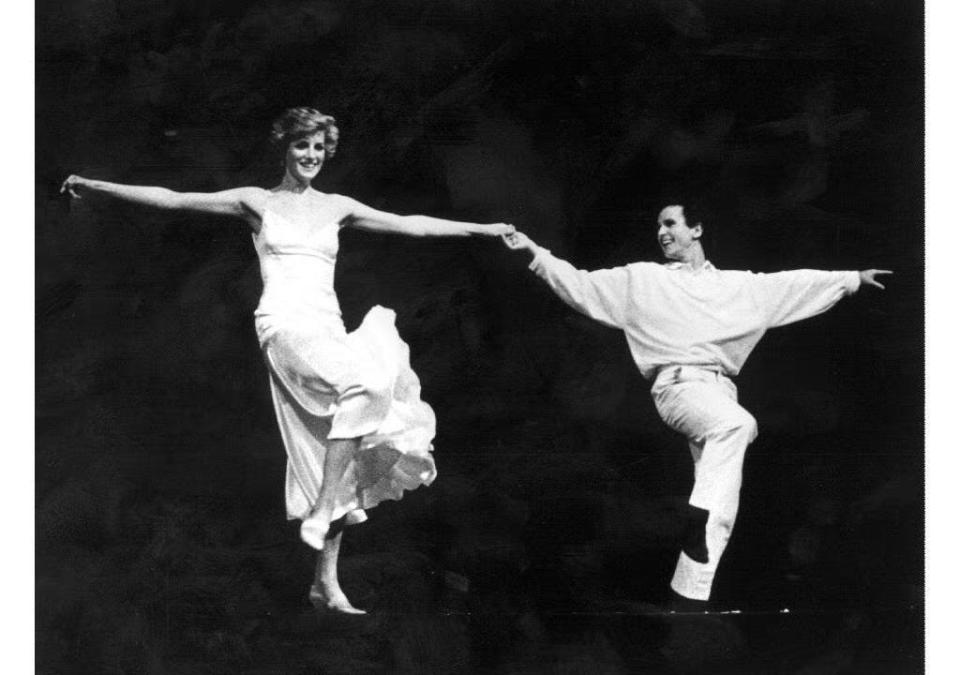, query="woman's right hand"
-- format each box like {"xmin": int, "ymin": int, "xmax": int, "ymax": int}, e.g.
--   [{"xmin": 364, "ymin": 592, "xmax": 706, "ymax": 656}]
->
[
  {"xmin": 60, "ymin": 174, "xmax": 88, "ymax": 199},
  {"xmin": 484, "ymin": 222, "xmax": 516, "ymax": 237}
]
